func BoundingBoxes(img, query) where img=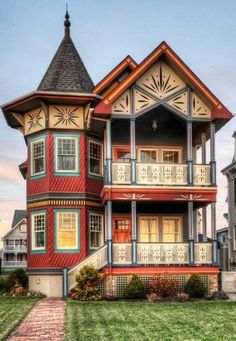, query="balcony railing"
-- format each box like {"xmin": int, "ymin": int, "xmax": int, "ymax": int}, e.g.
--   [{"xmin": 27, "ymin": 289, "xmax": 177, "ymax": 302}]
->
[
  {"xmin": 112, "ymin": 242, "xmax": 212, "ymax": 265},
  {"xmin": 111, "ymin": 162, "xmax": 211, "ymax": 186},
  {"xmin": 2, "ymin": 261, "xmax": 27, "ymax": 268},
  {"xmin": 3, "ymin": 245, "xmax": 27, "ymax": 252}
]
